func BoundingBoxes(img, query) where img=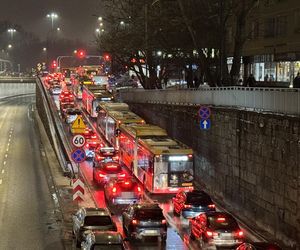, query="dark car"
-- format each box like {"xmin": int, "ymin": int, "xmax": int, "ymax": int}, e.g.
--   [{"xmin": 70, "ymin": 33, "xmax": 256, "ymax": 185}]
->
[
  {"xmin": 190, "ymin": 211, "xmax": 244, "ymax": 248},
  {"xmin": 65, "ymin": 108, "xmax": 82, "ymax": 124},
  {"xmin": 122, "ymin": 203, "xmax": 167, "ymax": 242},
  {"xmin": 92, "ymin": 160, "xmax": 126, "ymax": 186},
  {"xmin": 81, "ymin": 231, "xmax": 128, "ymax": 250},
  {"xmin": 60, "ymin": 102, "xmax": 75, "ymax": 117},
  {"xmin": 94, "ymin": 147, "xmax": 119, "ymax": 162},
  {"xmin": 72, "ymin": 207, "xmax": 117, "ymax": 247},
  {"xmin": 236, "ymin": 242, "xmax": 282, "ymax": 250},
  {"xmin": 172, "ymin": 190, "xmax": 215, "ymax": 218},
  {"xmin": 104, "ymin": 179, "xmax": 143, "ymax": 207}
]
